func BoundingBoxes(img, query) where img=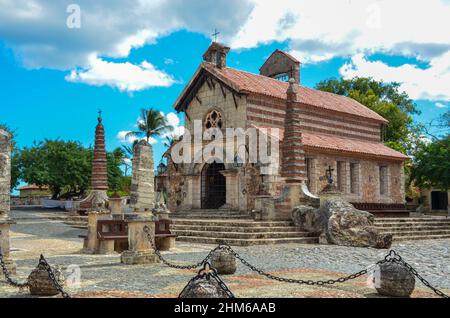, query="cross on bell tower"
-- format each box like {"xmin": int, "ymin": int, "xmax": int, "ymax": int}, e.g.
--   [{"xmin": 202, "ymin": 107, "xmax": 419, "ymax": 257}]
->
[{"xmin": 212, "ymin": 28, "xmax": 220, "ymax": 42}]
